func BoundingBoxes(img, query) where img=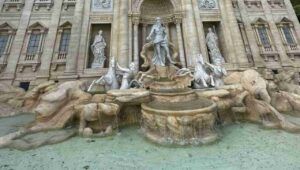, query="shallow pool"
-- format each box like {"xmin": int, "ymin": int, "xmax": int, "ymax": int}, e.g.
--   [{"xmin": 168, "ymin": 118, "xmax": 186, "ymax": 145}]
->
[{"xmin": 0, "ymin": 115, "xmax": 300, "ymax": 170}]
